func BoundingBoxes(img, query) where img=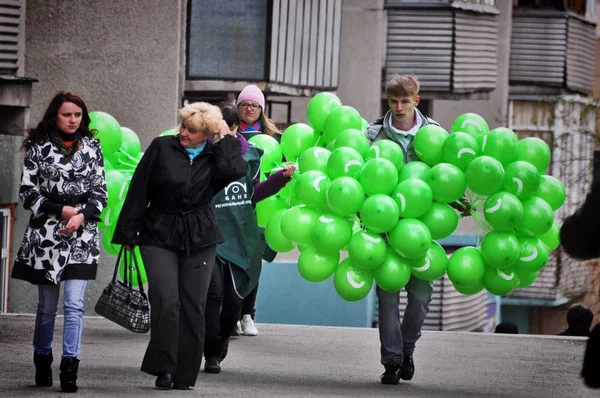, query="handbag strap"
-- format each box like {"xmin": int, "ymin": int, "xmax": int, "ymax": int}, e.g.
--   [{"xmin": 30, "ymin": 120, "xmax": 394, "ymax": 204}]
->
[{"xmin": 111, "ymin": 246, "xmax": 126, "ymax": 283}]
